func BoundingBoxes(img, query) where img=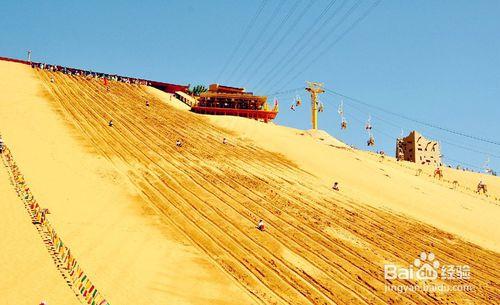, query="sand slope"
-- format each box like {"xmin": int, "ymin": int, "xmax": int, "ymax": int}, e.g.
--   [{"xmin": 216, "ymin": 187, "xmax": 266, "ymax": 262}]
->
[
  {"xmin": 0, "ymin": 60, "xmax": 257, "ymax": 305},
  {"xmin": 0, "ymin": 165, "xmax": 80, "ymax": 304},
  {"xmin": 0, "ymin": 60, "xmax": 499, "ymax": 304},
  {"xmin": 204, "ymin": 114, "xmax": 500, "ymax": 252}
]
